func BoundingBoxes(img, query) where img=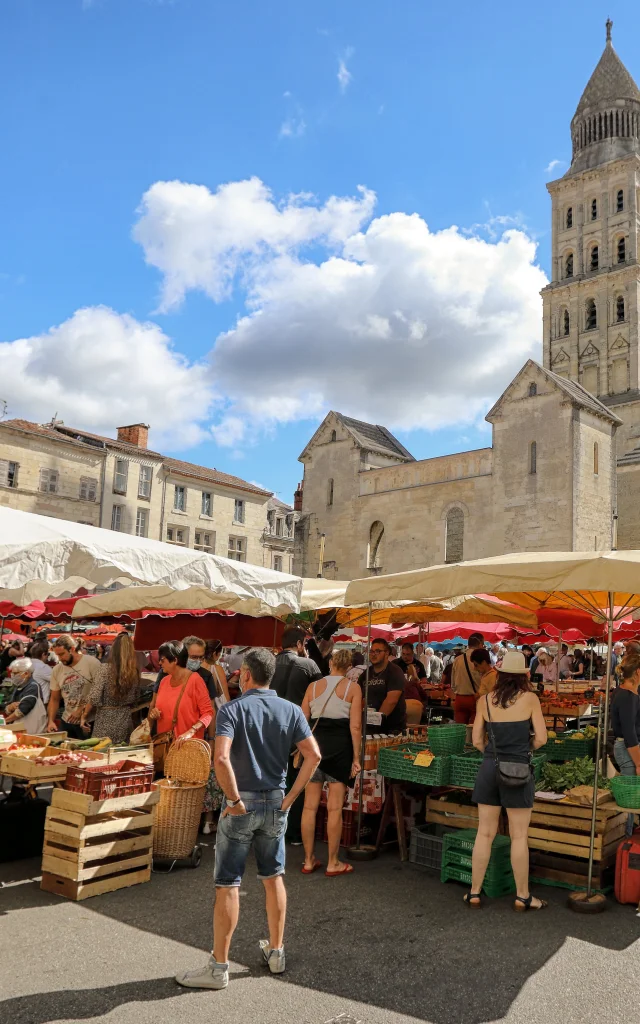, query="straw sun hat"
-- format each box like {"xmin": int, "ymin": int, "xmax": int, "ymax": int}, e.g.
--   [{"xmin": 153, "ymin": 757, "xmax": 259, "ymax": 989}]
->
[{"xmin": 498, "ymin": 650, "xmax": 529, "ymax": 675}]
